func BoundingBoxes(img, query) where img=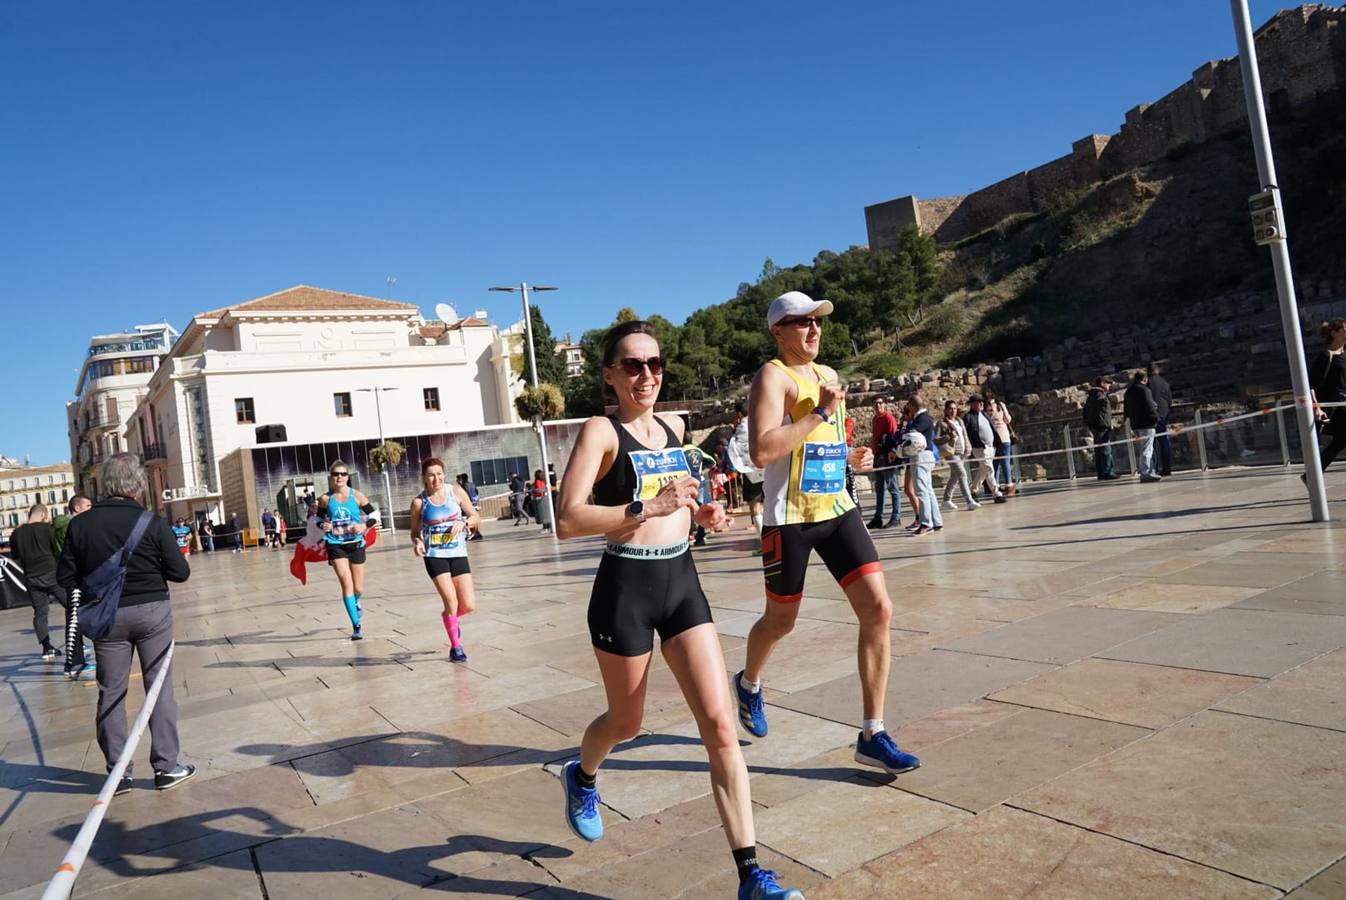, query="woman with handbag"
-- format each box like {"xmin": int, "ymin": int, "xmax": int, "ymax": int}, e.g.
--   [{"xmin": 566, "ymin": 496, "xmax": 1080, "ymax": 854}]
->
[{"xmin": 56, "ymin": 453, "xmax": 195, "ymax": 795}]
